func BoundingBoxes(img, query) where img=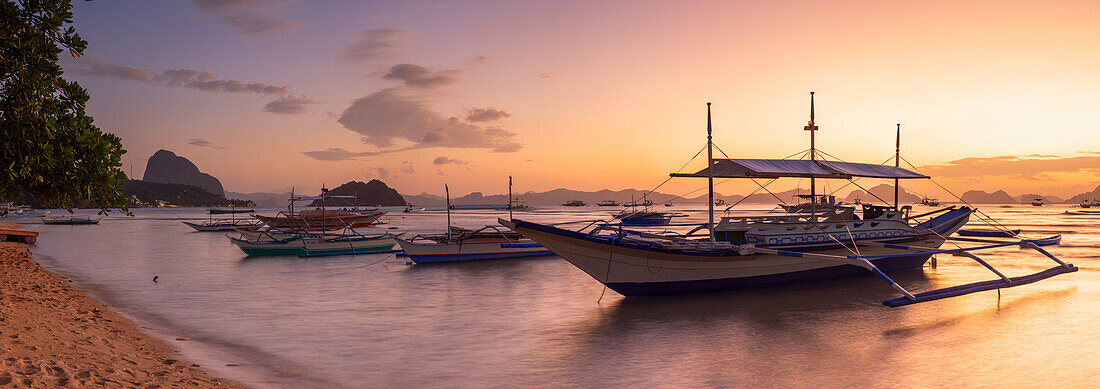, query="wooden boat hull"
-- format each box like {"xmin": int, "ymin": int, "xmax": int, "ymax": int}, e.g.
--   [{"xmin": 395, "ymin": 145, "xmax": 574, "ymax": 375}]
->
[
  {"xmin": 505, "ymin": 209, "xmax": 970, "ymax": 296},
  {"xmin": 230, "ymin": 234, "xmax": 396, "ymax": 256},
  {"xmin": 42, "ymin": 219, "xmax": 99, "ymax": 225},
  {"xmin": 394, "ymin": 236, "xmax": 553, "ymax": 263}
]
